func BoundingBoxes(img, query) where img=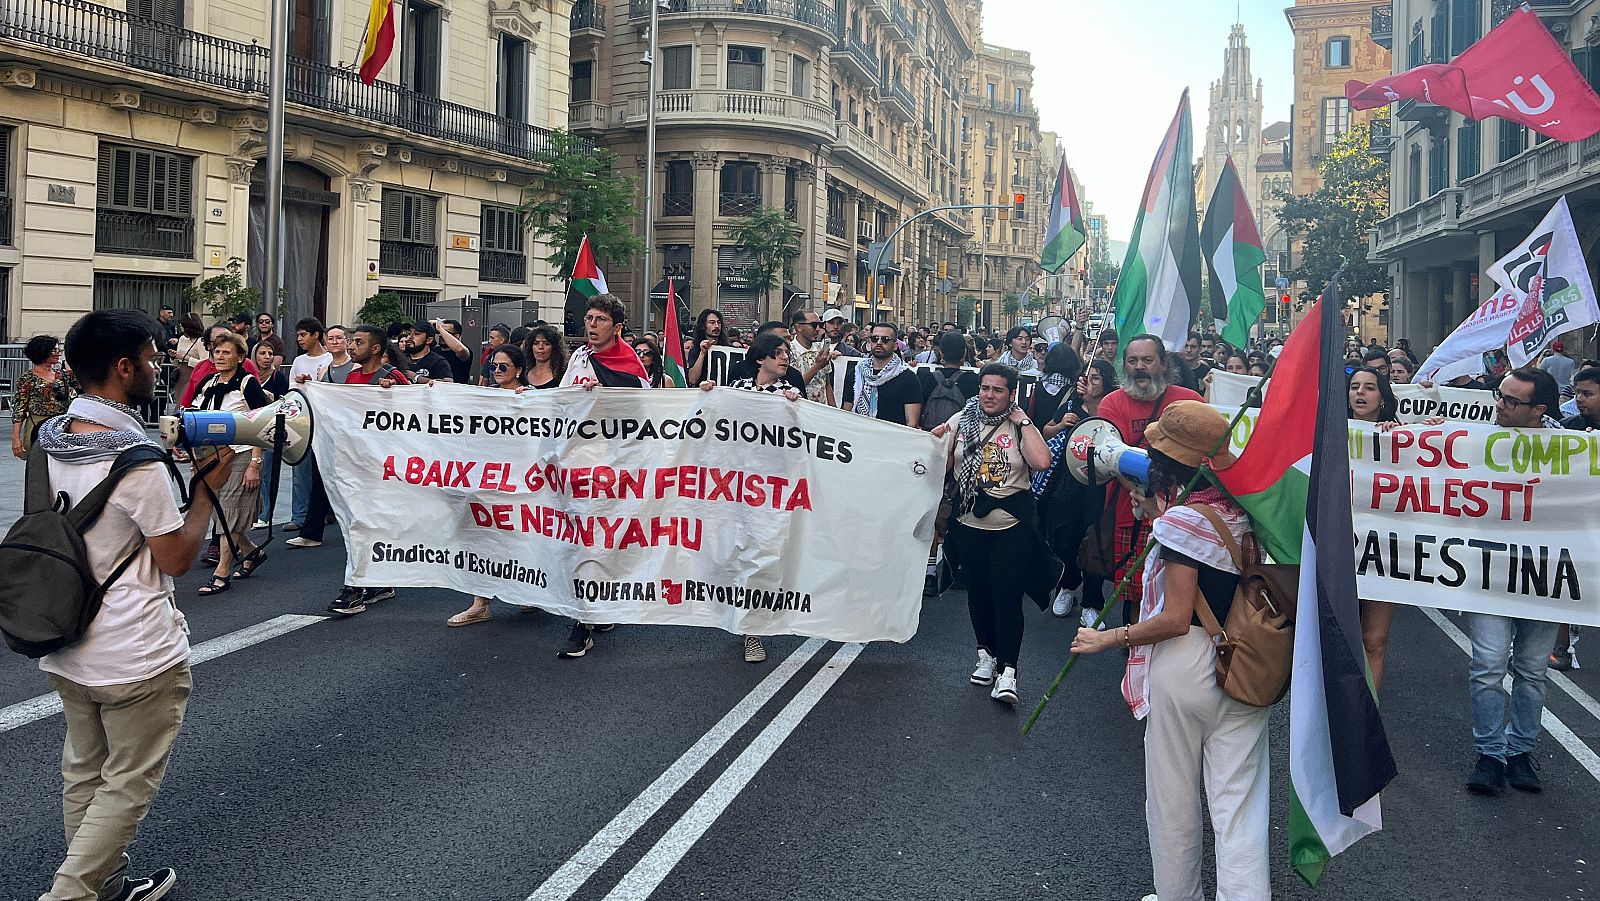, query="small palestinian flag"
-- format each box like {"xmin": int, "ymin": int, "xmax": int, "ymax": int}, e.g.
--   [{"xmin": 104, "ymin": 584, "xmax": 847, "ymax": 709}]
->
[
  {"xmin": 662, "ymin": 279, "xmax": 688, "ymax": 387},
  {"xmin": 1040, "ymin": 157, "xmax": 1087, "ymax": 274},
  {"xmin": 571, "ymin": 235, "xmax": 608, "ymax": 298},
  {"xmin": 1200, "ymin": 155, "xmax": 1268, "ymax": 347}
]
